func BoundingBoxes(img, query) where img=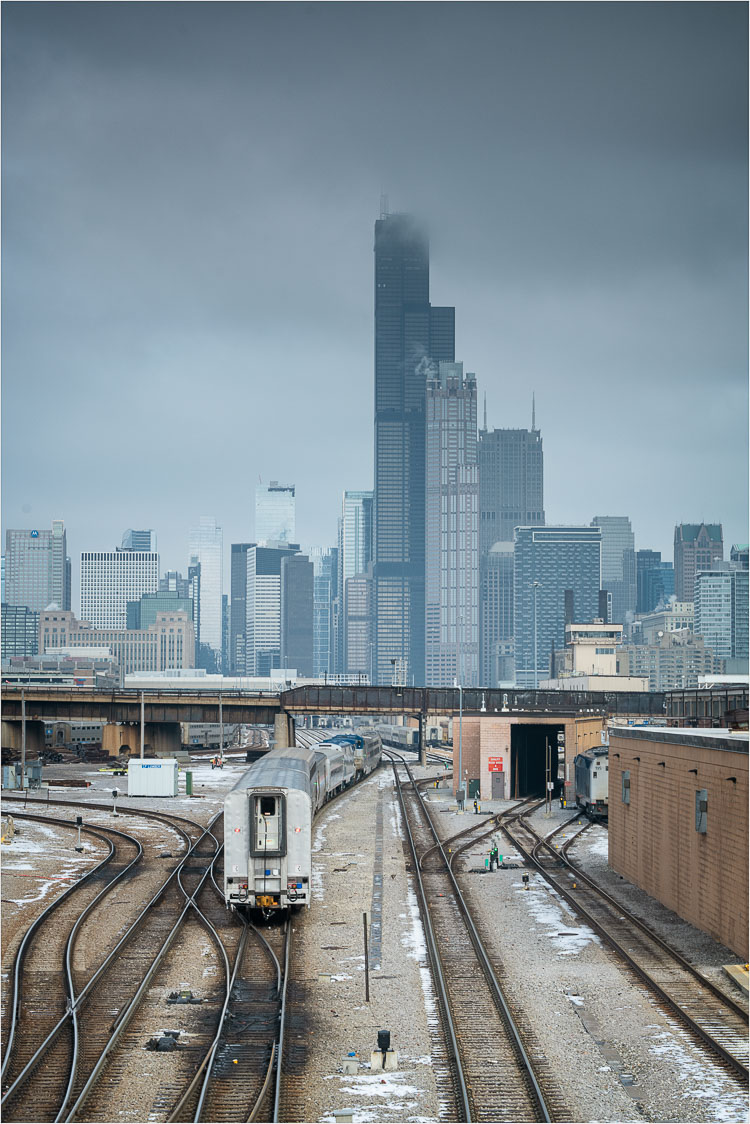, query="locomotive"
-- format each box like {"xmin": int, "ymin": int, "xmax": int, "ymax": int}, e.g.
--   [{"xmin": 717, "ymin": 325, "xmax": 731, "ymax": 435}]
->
[
  {"xmin": 224, "ymin": 729, "xmax": 381, "ymax": 912},
  {"xmin": 574, "ymin": 746, "xmax": 609, "ymax": 817}
]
